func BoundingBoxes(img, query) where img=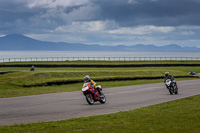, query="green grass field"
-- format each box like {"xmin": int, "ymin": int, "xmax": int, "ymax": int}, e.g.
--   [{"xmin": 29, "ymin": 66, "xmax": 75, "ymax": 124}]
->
[
  {"xmin": 0, "ymin": 94, "xmax": 199, "ymax": 133},
  {"xmin": 0, "ymin": 61, "xmax": 200, "ymax": 132},
  {"xmin": 0, "ymin": 61, "xmax": 199, "ymax": 98},
  {"xmin": 0, "ymin": 67, "xmax": 199, "ymax": 98}
]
